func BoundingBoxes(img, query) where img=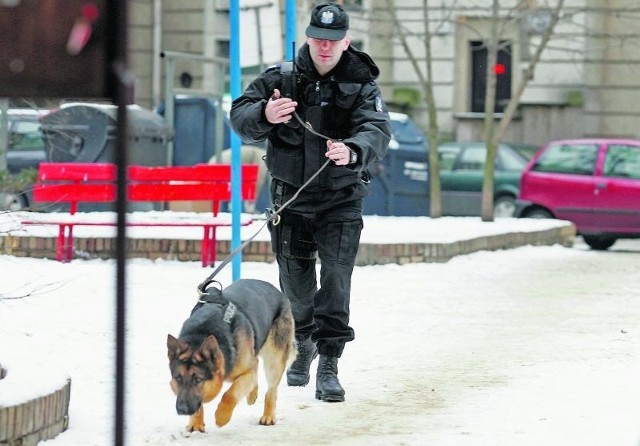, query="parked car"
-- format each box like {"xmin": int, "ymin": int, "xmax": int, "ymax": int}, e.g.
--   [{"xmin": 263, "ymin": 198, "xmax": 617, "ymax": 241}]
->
[
  {"xmin": 516, "ymin": 138, "xmax": 640, "ymax": 250},
  {"xmin": 364, "ymin": 119, "xmax": 530, "ymax": 217},
  {"xmin": 5, "ymin": 108, "xmax": 47, "ymax": 174},
  {"xmin": 438, "ymin": 141, "xmax": 529, "ymax": 217},
  {"xmin": 1, "ymin": 108, "xmax": 48, "ymax": 210}
]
